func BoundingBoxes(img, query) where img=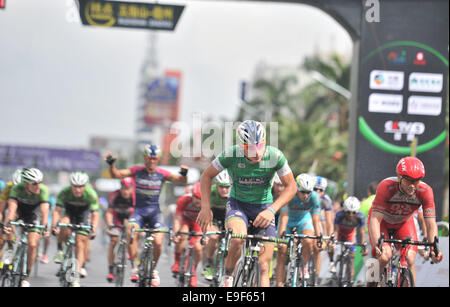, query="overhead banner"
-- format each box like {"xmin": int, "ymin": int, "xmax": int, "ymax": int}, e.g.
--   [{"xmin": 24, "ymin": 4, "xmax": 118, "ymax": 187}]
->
[
  {"xmin": 0, "ymin": 145, "xmax": 100, "ymax": 172},
  {"xmin": 78, "ymin": 0, "xmax": 185, "ymax": 31},
  {"xmin": 348, "ymin": 0, "xmax": 449, "ymax": 218}
]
